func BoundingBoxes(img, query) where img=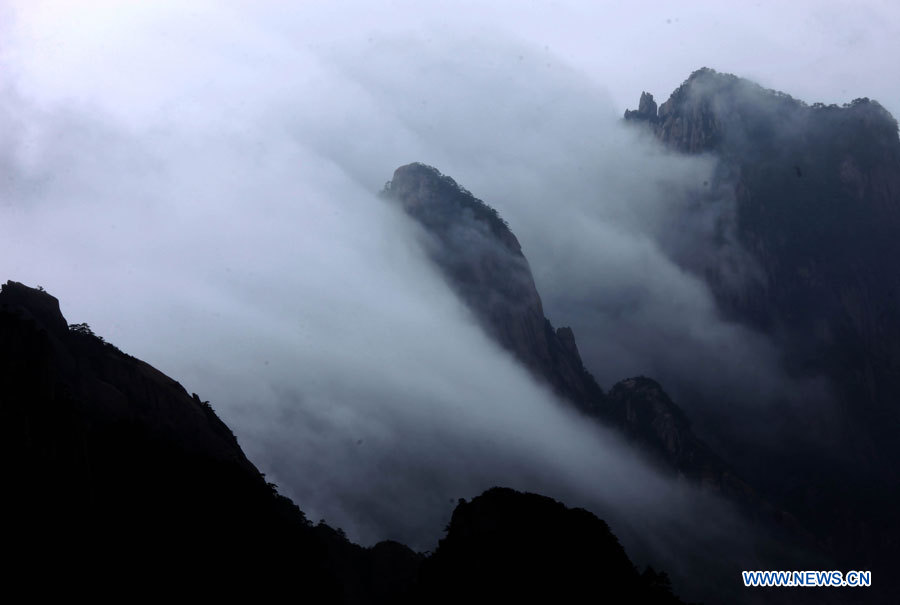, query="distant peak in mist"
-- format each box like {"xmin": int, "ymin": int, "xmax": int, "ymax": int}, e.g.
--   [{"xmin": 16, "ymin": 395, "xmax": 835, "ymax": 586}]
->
[
  {"xmin": 621, "ymin": 67, "xmax": 900, "ymax": 597},
  {"xmin": 384, "ymin": 162, "xmax": 520, "ymax": 255},
  {"xmin": 383, "ymin": 160, "xmax": 604, "ymax": 413},
  {"xmin": 381, "ymin": 162, "xmax": 768, "ymax": 511},
  {"xmin": 625, "ymin": 67, "xmax": 899, "ymax": 154}
]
